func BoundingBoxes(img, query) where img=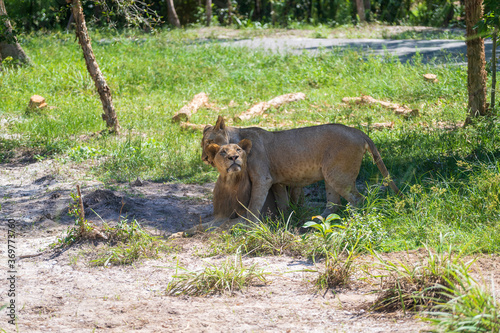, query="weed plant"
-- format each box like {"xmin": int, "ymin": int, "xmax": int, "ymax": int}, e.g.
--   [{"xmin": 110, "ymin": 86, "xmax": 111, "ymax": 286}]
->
[
  {"xmin": 90, "ymin": 219, "xmax": 172, "ymax": 266},
  {"xmin": 369, "ymin": 246, "xmax": 474, "ymax": 313},
  {"xmin": 428, "ymin": 283, "xmax": 500, "ymax": 332},
  {"xmin": 166, "ymin": 255, "xmax": 268, "ymax": 296},
  {"xmin": 314, "ymin": 240, "xmax": 360, "ymax": 290},
  {"xmin": 205, "ymin": 216, "xmax": 303, "ymax": 257}
]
